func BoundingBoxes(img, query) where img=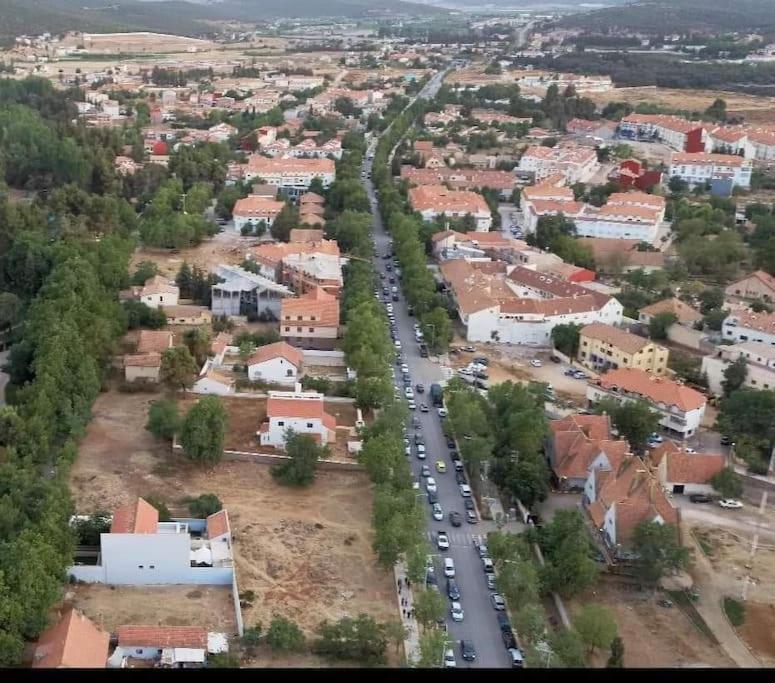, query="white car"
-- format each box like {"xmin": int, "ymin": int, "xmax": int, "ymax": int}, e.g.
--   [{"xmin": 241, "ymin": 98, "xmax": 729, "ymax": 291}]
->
[
  {"xmin": 438, "ymin": 407, "xmax": 448, "ymax": 418},
  {"xmin": 394, "ymin": 340, "xmax": 402, "ymax": 349},
  {"xmin": 407, "ymin": 400, "xmax": 417, "ymax": 411},
  {"xmin": 683, "ymin": 447, "xmax": 697, "ymax": 454},
  {"xmin": 719, "ymin": 499, "xmax": 744, "ymax": 509},
  {"xmin": 460, "ymin": 484, "xmax": 472, "ymax": 497},
  {"xmin": 437, "ymin": 531, "xmax": 450, "ymax": 550},
  {"xmin": 416, "ymin": 446, "xmax": 426, "ymax": 460},
  {"xmin": 426, "ymin": 477, "xmax": 437, "ymax": 494},
  {"xmin": 531, "ymin": 359, "xmax": 542, "ymax": 367},
  {"xmin": 444, "ymin": 557, "xmax": 456, "ymax": 578},
  {"xmin": 386, "ymin": 304, "xmax": 394, "ymax": 313},
  {"xmin": 405, "ymin": 446, "xmax": 411, "ymax": 456},
  {"xmin": 432, "ymin": 503, "xmax": 444, "ymax": 521},
  {"xmin": 416, "ymin": 444, "xmax": 426, "ymax": 457},
  {"xmin": 450, "ymin": 601, "xmax": 464, "ymax": 622},
  {"xmin": 401, "ymin": 364, "xmax": 410, "ymax": 375},
  {"xmin": 443, "ymin": 649, "xmax": 456, "ymax": 668},
  {"xmin": 405, "ymin": 387, "xmax": 414, "ymax": 400}
]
